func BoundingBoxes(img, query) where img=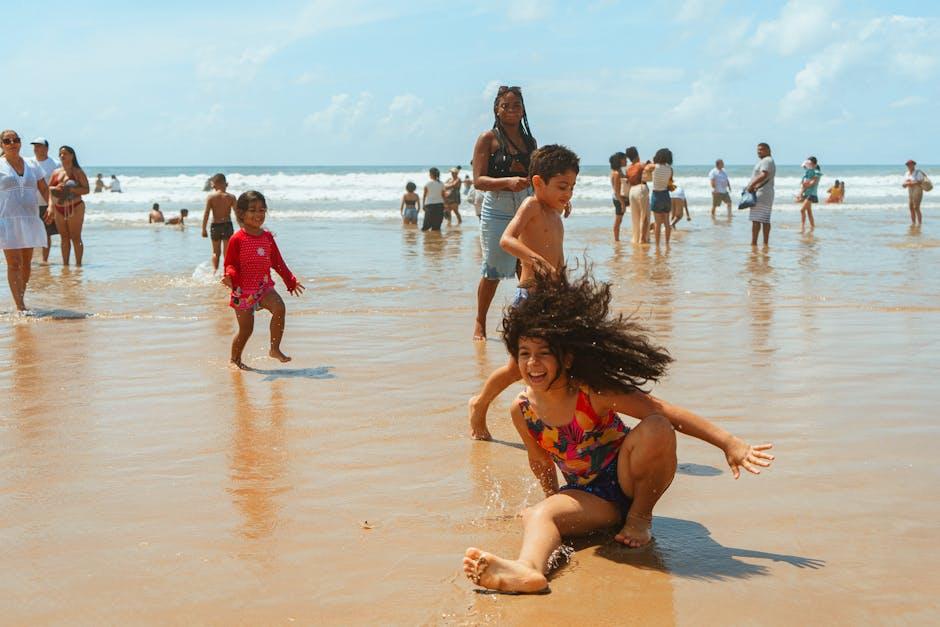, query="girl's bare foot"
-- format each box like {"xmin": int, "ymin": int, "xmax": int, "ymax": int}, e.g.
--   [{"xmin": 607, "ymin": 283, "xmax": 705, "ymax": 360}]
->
[
  {"xmin": 230, "ymin": 359, "xmax": 249, "ymax": 370},
  {"xmin": 462, "ymin": 548, "xmax": 547, "ymax": 593},
  {"xmin": 614, "ymin": 514, "xmax": 653, "ymax": 548},
  {"xmin": 269, "ymin": 348, "xmax": 292, "ymax": 363},
  {"xmin": 468, "ymin": 396, "xmax": 492, "ymax": 441}
]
